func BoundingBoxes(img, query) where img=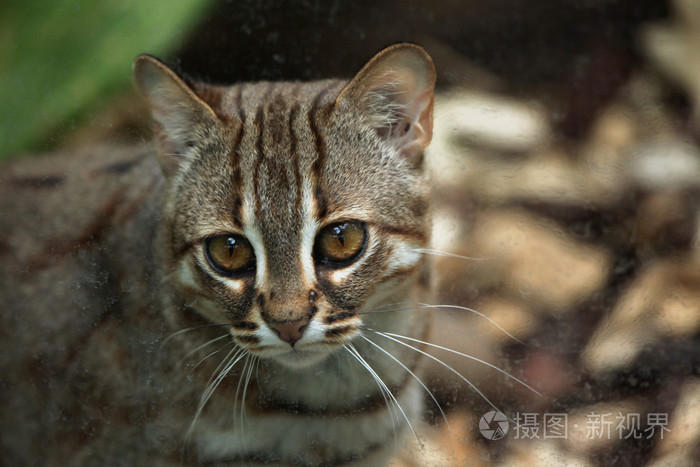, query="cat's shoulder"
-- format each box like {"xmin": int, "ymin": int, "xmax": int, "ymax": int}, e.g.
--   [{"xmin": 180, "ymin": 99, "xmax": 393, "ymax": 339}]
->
[
  {"xmin": 0, "ymin": 143, "xmax": 163, "ymax": 359},
  {"xmin": 0, "ymin": 143, "xmax": 161, "ymax": 262}
]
